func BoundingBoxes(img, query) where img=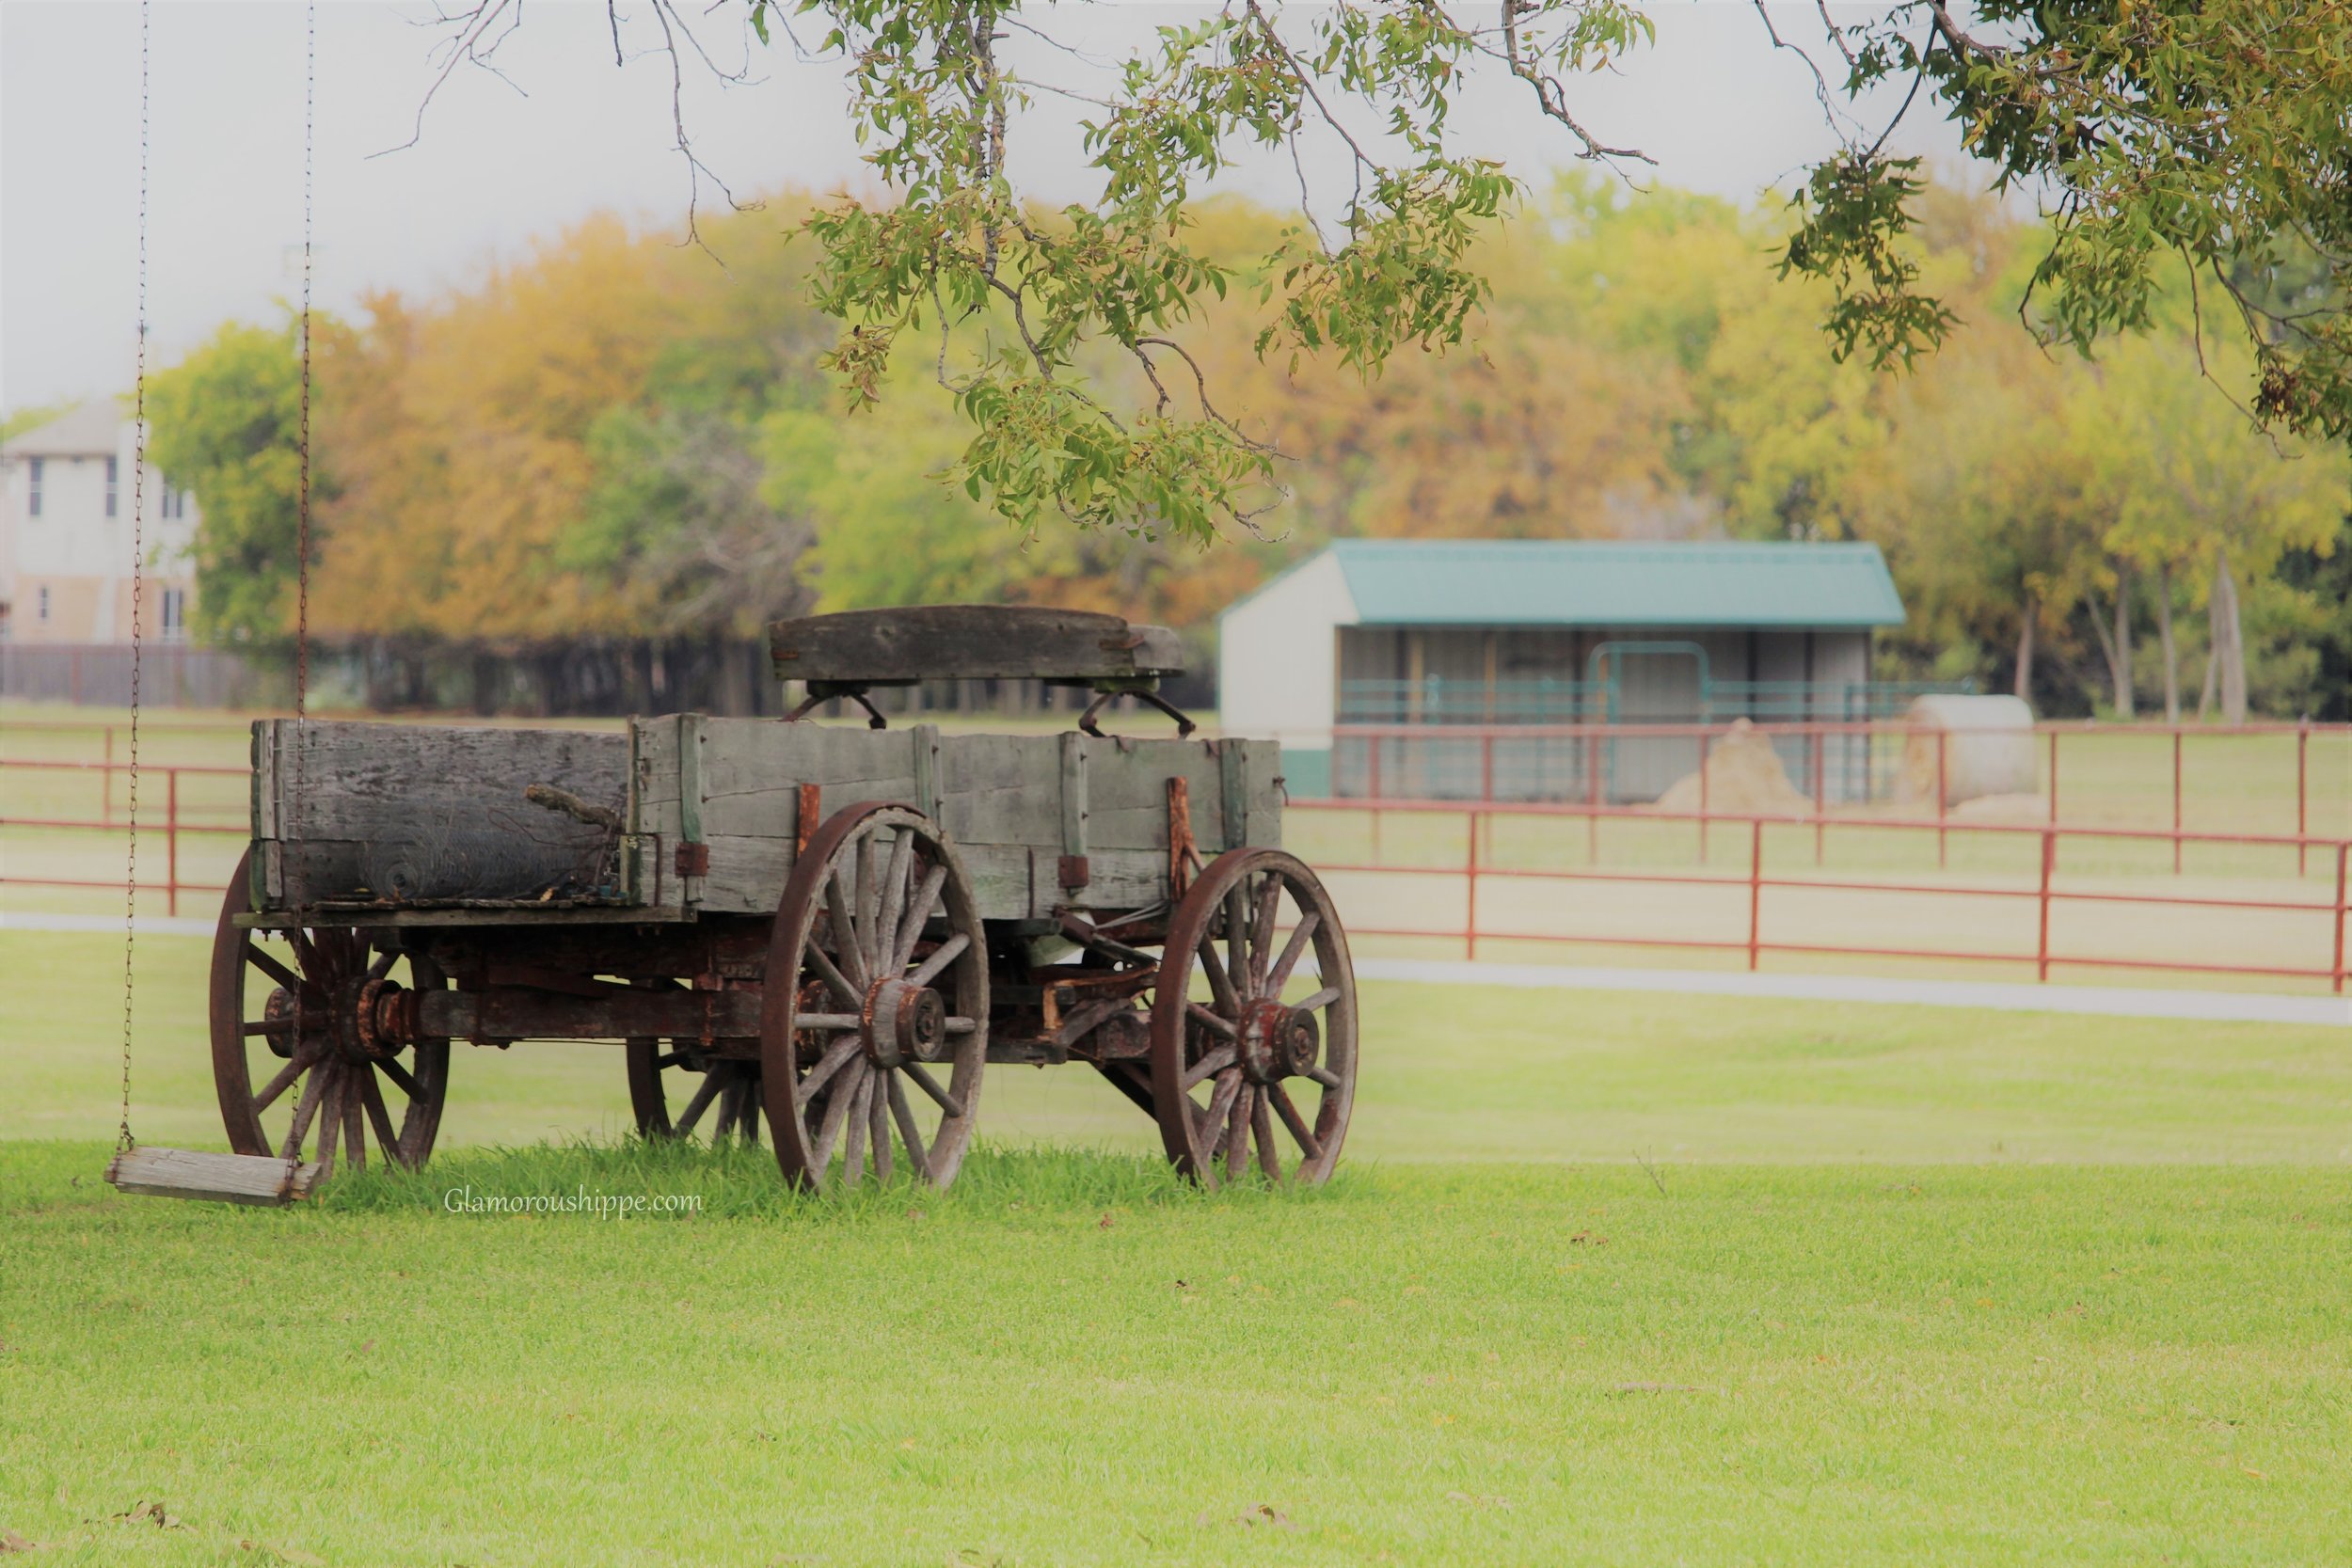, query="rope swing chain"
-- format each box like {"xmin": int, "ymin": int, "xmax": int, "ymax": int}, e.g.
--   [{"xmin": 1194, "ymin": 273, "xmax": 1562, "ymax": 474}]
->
[
  {"xmin": 117, "ymin": 0, "xmax": 151, "ymax": 1157},
  {"xmin": 115, "ymin": 0, "xmax": 316, "ymax": 1162}
]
